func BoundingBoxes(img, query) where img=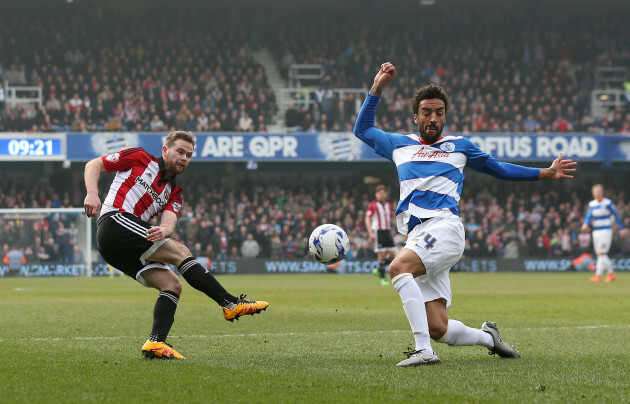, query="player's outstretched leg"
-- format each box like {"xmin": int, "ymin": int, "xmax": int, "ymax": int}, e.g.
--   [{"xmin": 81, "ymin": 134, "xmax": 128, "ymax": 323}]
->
[
  {"xmin": 178, "ymin": 257, "xmax": 269, "ymax": 322},
  {"xmin": 482, "ymin": 321, "xmax": 520, "ymax": 358}
]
